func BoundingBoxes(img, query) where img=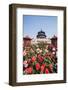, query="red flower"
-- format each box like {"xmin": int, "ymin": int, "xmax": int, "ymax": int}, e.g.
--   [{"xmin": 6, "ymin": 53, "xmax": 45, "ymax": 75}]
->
[
  {"xmin": 25, "ymin": 67, "xmax": 33, "ymax": 74},
  {"xmin": 31, "ymin": 56, "xmax": 36, "ymax": 63},
  {"xmin": 37, "ymin": 54, "xmax": 44, "ymax": 63},
  {"xmin": 41, "ymin": 64, "xmax": 45, "ymax": 72},
  {"xmin": 41, "ymin": 64, "xmax": 46, "ymax": 72},
  {"xmin": 45, "ymin": 68, "xmax": 49, "ymax": 74},
  {"xmin": 35, "ymin": 63, "xmax": 40, "ymax": 71},
  {"xmin": 41, "ymin": 66, "xmax": 44, "ymax": 73},
  {"xmin": 42, "ymin": 63, "xmax": 46, "ymax": 67}
]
